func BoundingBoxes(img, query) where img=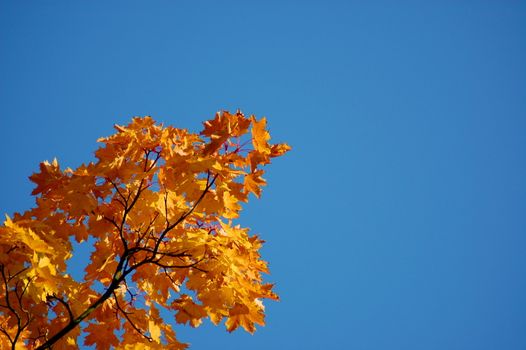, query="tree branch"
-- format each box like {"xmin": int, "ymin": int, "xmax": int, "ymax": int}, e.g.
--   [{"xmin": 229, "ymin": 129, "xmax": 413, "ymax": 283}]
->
[
  {"xmin": 156, "ymin": 172, "xmax": 218, "ymax": 252},
  {"xmin": 107, "ymin": 178, "xmax": 127, "ymax": 207},
  {"xmin": 47, "ymin": 295, "xmax": 74, "ymax": 323},
  {"xmin": 112, "ymin": 291, "xmax": 152, "ymax": 342},
  {"xmin": 35, "ymin": 167, "xmax": 216, "ymax": 350},
  {"xmin": 0, "ymin": 265, "xmax": 31, "ymax": 350}
]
